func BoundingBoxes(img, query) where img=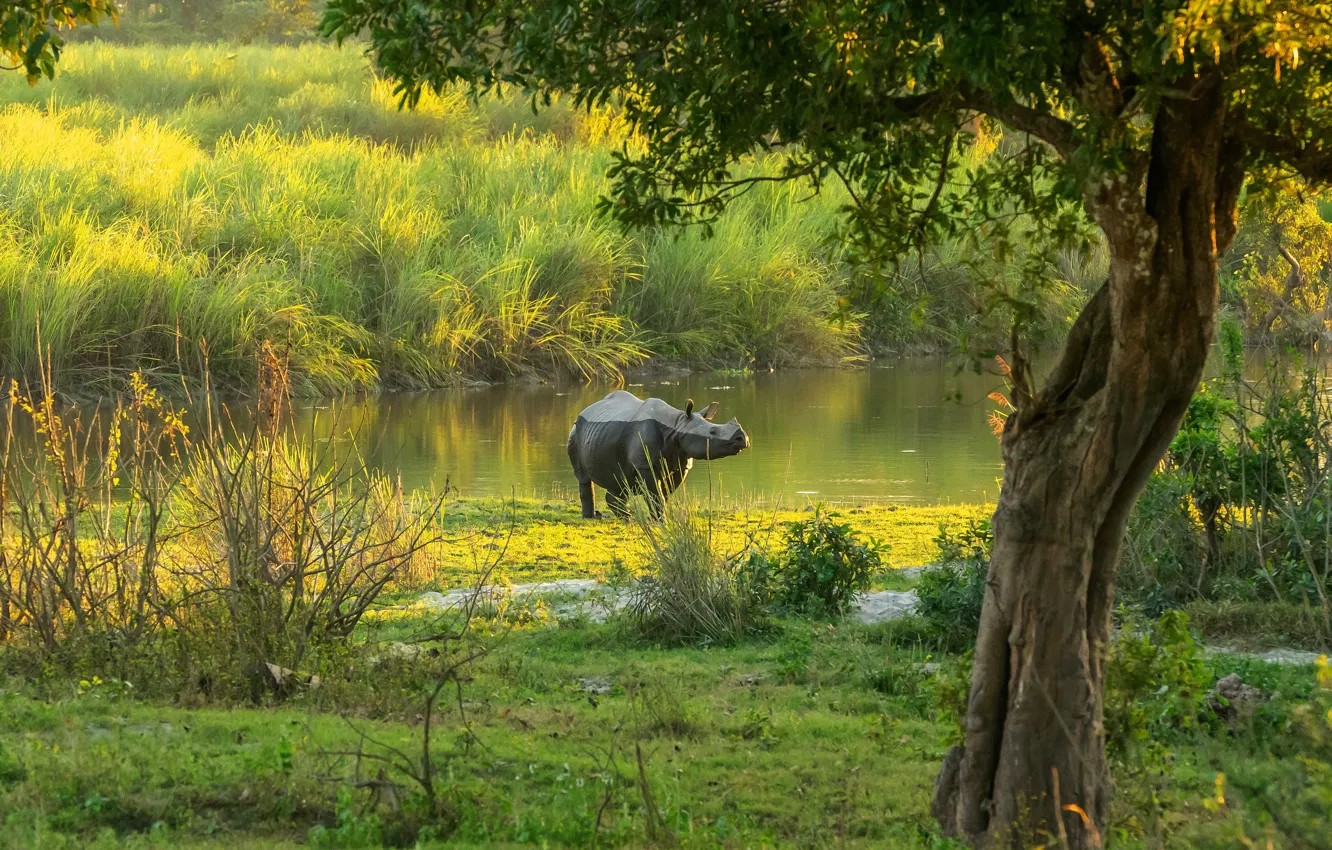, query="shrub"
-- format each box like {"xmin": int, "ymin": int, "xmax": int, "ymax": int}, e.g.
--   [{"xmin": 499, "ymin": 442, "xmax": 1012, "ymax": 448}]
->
[
  {"xmin": 892, "ymin": 519, "xmax": 991, "ymax": 651},
  {"xmin": 770, "ymin": 507, "xmax": 885, "ymax": 616},
  {"xmin": 0, "ymin": 360, "xmax": 444, "ymax": 700},
  {"xmin": 622, "ymin": 500, "xmax": 767, "ymax": 646},
  {"xmin": 927, "ymin": 650, "xmax": 975, "ymax": 746},
  {"xmin": 773, "ymin": 627, "xmax": 814, "ymax": 683},
  {"xmin": 1104, "ymin": 610, "xmax": 1213, "ymax": 761},
  {"xmin": 1120, "ymin": 358, "xmax": 1332, "ymax": 645}
]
